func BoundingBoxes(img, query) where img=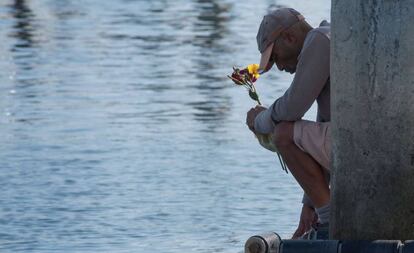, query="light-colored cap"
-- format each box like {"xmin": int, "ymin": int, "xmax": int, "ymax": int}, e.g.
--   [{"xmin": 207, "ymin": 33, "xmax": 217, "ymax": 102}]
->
[{"xmin": 256, "ymin": 8, "xmax": 305, "ymax": 73}]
